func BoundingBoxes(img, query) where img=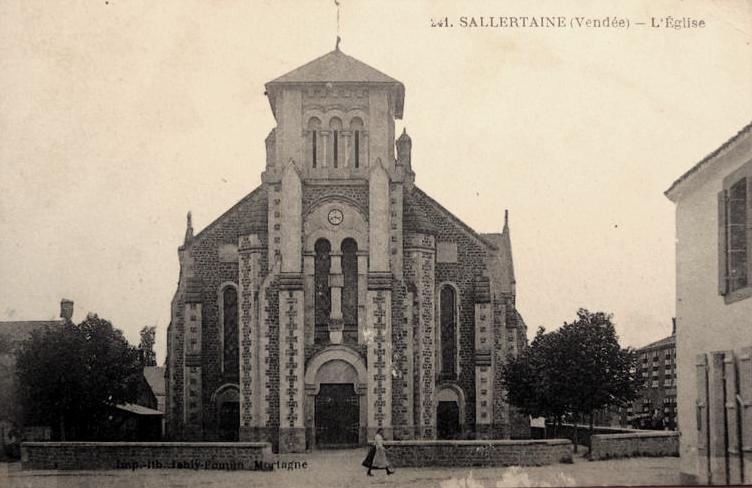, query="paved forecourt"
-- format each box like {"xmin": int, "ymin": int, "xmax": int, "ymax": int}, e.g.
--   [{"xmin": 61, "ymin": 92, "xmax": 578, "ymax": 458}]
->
[{"xmin": 3, "ymin": 447, "xmax": 679, "ymax": 488}]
